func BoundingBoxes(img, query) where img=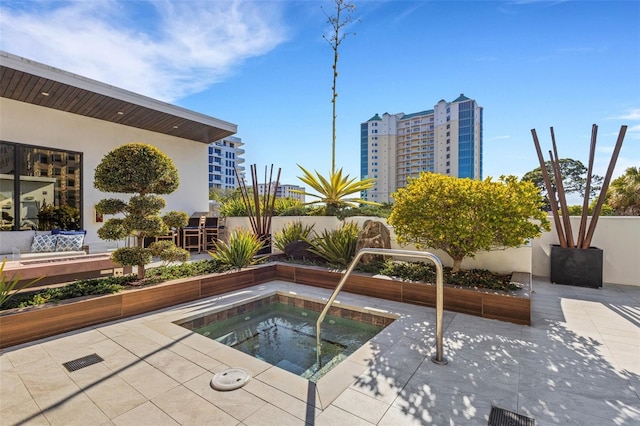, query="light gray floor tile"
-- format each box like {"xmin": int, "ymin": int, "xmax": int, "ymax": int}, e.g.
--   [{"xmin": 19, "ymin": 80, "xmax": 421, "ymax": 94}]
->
[
  {"xmin": 314, "ymin": 405, "xmax": 375, "ymax": 426},
  {"xmin": 112, "ymin": 401, "xmax": 180, "ymax": 426},
  {"xmin": 151, "ymin": 385, "xmax": 238, "ymax": 426}
]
